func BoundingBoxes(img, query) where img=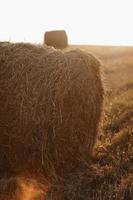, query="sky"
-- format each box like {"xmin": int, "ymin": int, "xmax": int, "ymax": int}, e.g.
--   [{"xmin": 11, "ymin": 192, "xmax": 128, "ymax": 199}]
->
[{"xmin": 0, "ymin": 0, "xmax": 133, "ymax": 45}]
